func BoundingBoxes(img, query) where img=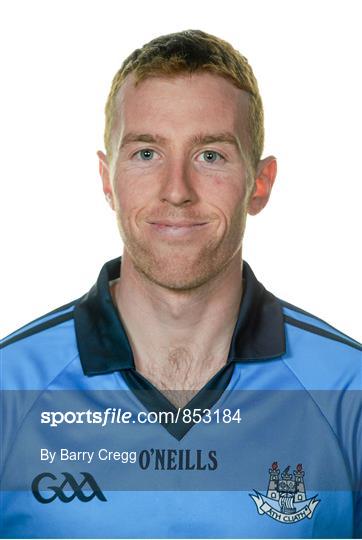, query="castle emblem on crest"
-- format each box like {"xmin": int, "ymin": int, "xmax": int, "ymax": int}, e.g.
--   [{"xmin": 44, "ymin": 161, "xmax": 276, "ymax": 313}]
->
[{"xmin": 250, "ymin": 462, "xmax": 320, "ymax": 524}]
